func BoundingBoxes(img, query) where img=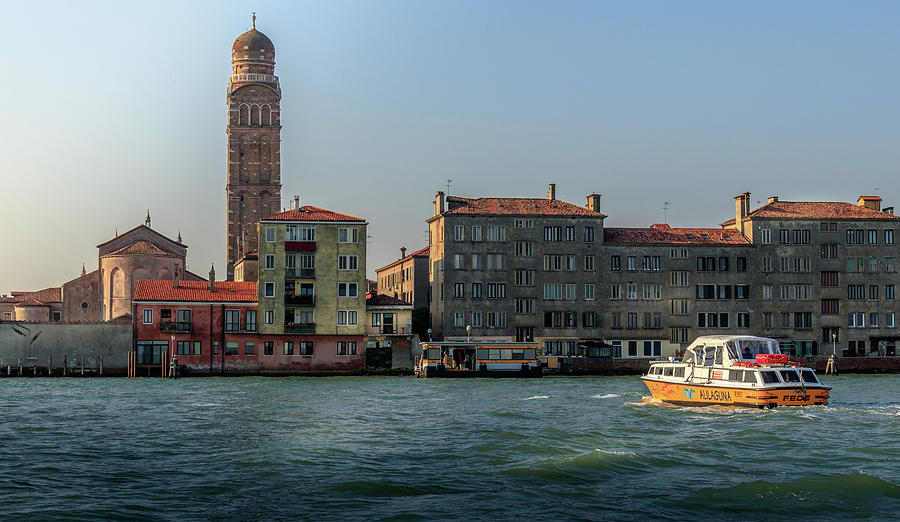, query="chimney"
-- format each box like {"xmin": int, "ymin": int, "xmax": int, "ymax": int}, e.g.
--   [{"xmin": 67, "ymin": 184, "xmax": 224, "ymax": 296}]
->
[
  {"xmin": 734, "ymin": 192, "xmax": 750, "ymax": 237},
  {"xmin": 547, "ymin": 183, "xmax": 556, "ymax": 201},
  {"xmin": 767, "ymin": 196, "xmax": 779, "ymax": 203},
  {"xmin": 586, "ymin": 193, "xmax": 601, "ymax": 212},
  {"xmin": 174, "ymin": 266, "xmax": 181, "ymax": 288},
  {"xmin": 208, "ymin": 264, "xmax": 215, "ymax": 292},
  {"xmin": 858, "ymin": 196, "xmax": 882, "ymax": 211},
  {"xmin": 400, "ymin": 247, "xmax": 407, "ymax": 259},
  {"xmin": 434, "ymin": 191, "xmax": 445, "ymax": 216},
  {"xmin": 293, "ymin": 195, "xmax": 300, "ymax": 210}
]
